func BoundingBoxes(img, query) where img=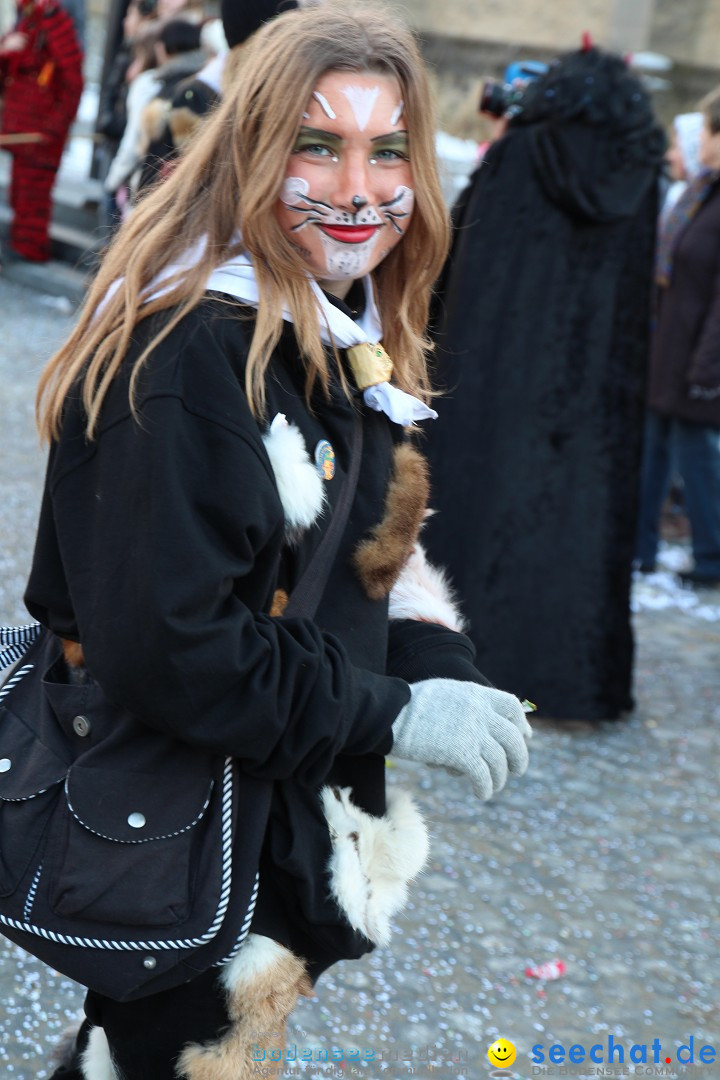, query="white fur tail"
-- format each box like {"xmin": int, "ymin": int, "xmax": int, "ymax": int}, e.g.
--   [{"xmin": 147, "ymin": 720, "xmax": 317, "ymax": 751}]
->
[{"xmin": 321, "ymin": 785, "xmax": 430, "ymax": 947}]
